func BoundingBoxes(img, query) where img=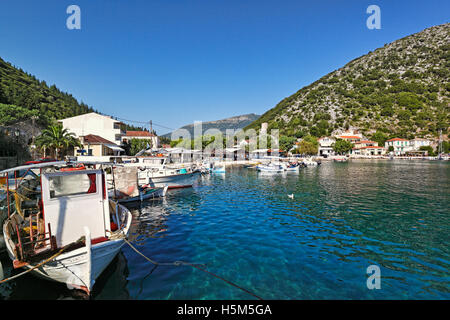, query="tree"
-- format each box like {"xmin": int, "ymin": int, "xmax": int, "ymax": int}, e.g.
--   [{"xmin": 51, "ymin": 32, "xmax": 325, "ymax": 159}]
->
[
  {"xmin": 279, "ymin": 136, "xmax": 297, "ymax": 153},
  {"xmin": 129, "ymin": 138, "xmax": 152, "ymax": 156},
  {"xmin": 419, "ymin": 145, "xmax": 435, "ymax": 156},
  {"xmin": 296, "ymin": 140, "xmax": 318, "ymax": 155},
  {"xmin": 370, "ymin": 131, "xmax": 388, "ymax": 146},
  {"xmin": 35, "ymin": 125, "xmax": 81, "ymax": 159},
  {"xmin": 332, "ymin": 139, "xmax": 353, "ymax": 155}
]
